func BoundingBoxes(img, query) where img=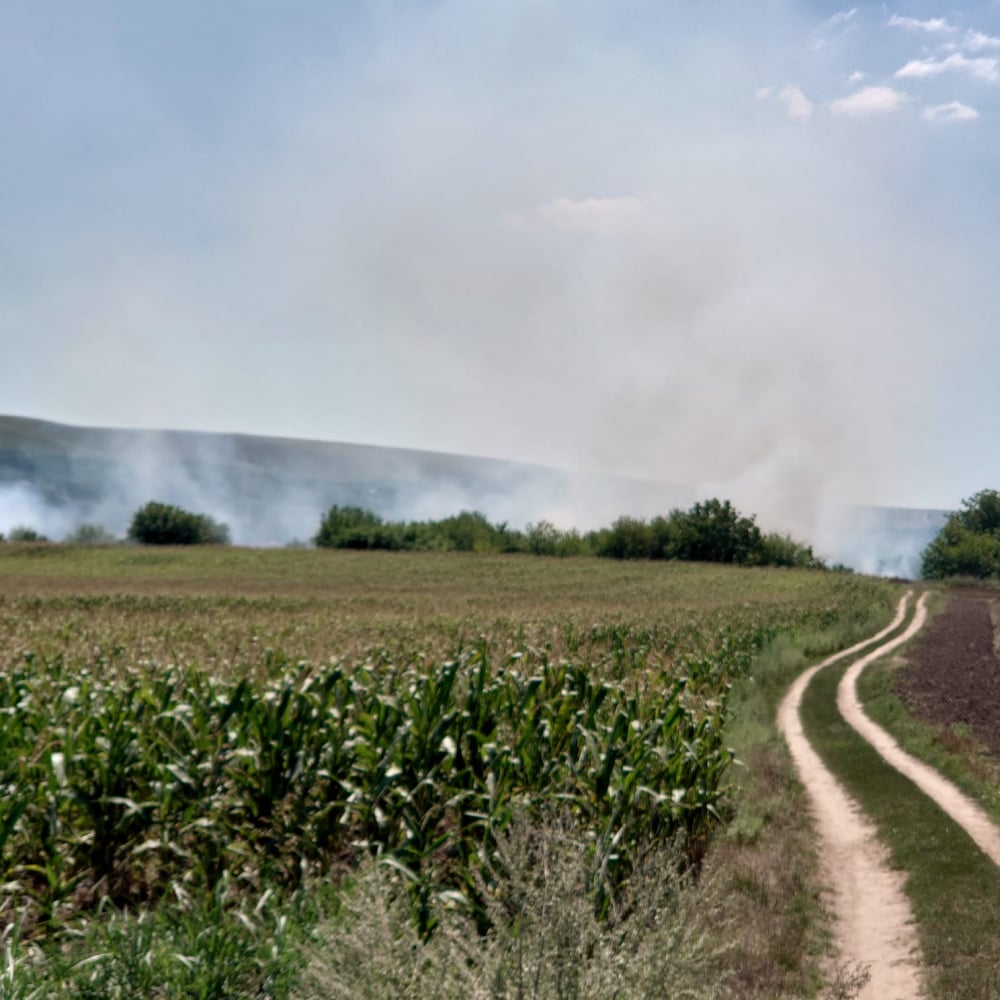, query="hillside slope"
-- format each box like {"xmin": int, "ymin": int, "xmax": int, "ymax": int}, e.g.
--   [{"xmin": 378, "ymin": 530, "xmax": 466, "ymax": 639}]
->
[
  {"xmin": 0, "ymin": 415, "xmax": 692, "ymax": 545},
  {"xmin": 0, "ymin": 415, "xmax": 947, "ymax": 571}
]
